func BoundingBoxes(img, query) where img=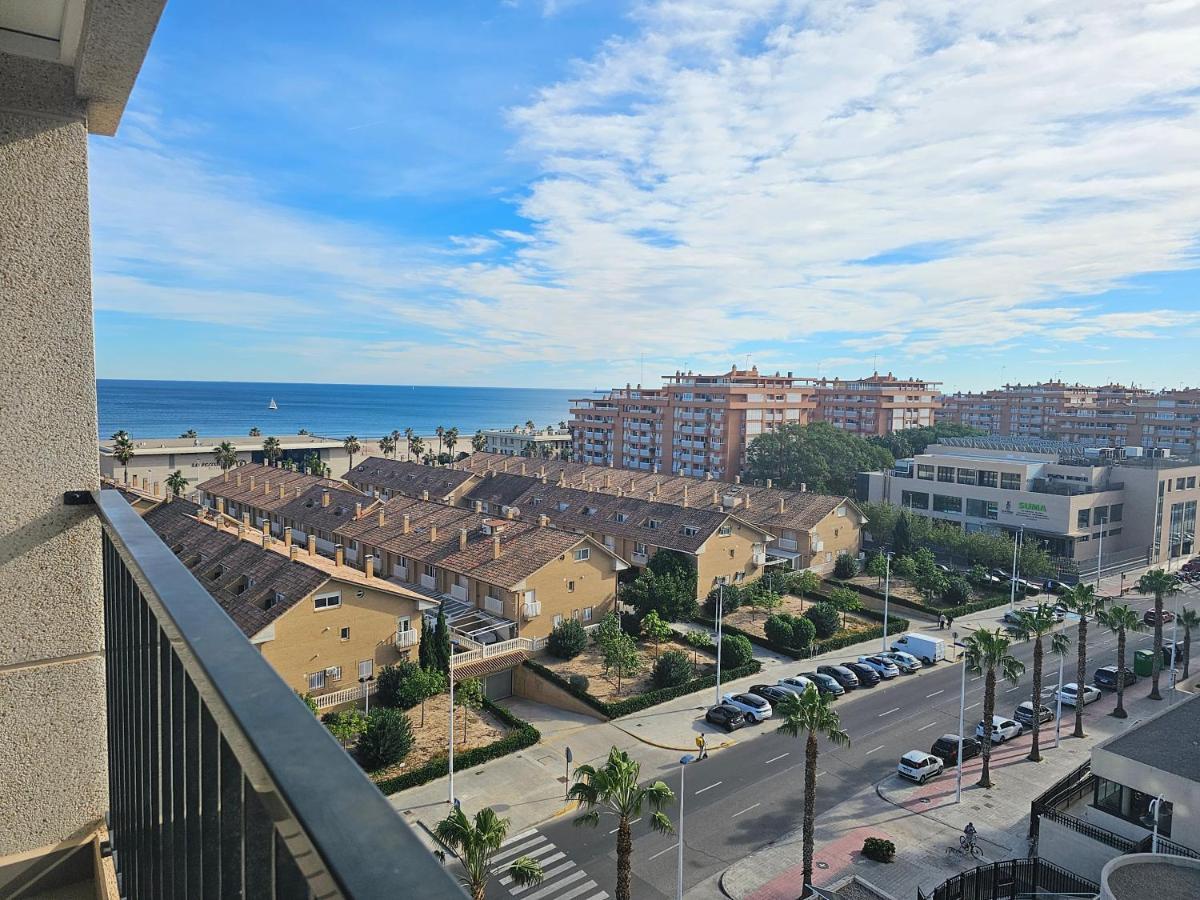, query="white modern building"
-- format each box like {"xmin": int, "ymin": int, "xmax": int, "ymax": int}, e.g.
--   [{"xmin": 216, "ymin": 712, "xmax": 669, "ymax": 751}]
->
[{"xmin": 481, "ymin": 427, "xmax": 571, "ymax": 458}]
